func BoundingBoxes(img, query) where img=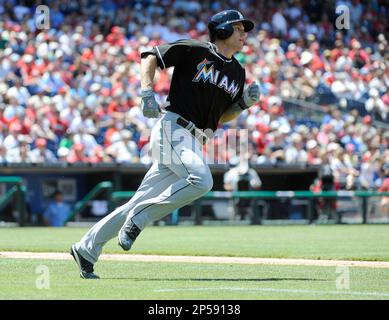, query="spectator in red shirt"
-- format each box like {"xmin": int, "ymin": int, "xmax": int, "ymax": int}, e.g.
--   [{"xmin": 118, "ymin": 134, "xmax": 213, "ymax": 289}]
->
[
  {"xmin": 49, "ymin": 109, "xmax": 68, "ymax": 137},
  {"xmin": 349, "ymin": 40, "xmax": 369, "ymax": 69},
  {"xmin": 330, "ymin": 40, "xmax": 344, "ymax": 62},
  {"xmin": 0, "ymin": 104, "xmax": 7, "ymax": 128},
  {"xmin": 89, "ymin": 145, "xmax": 112, "ymax": 164},
  {"xmin": 66, "ymin": 143, "xmax": 89, "ymax": 163}
]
